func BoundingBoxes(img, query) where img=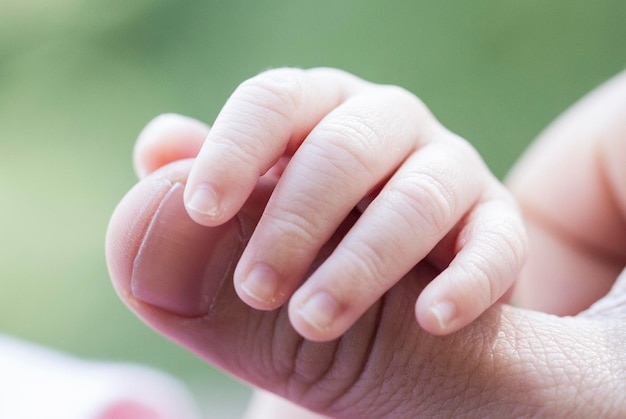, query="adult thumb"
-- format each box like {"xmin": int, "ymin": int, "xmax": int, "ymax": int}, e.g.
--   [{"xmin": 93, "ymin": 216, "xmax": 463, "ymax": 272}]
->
[{"xmin": 106, "ymin": 159, "xmax": 623, "ymax": 417}]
